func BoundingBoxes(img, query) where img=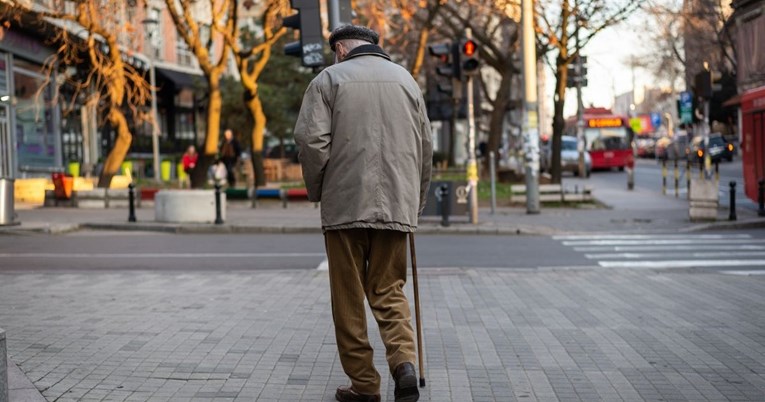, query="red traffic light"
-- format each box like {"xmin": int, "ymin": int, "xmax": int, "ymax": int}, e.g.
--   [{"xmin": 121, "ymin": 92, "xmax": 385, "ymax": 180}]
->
[{"xmin": 462, "ymin": 39, "xmax": 477, "ymax": 56}]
